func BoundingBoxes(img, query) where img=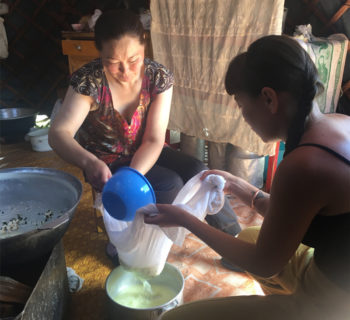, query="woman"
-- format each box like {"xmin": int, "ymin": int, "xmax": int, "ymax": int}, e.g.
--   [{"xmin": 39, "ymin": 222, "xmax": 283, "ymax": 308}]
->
[
  {"xmin": 49, "ymin": 10, "xmax": 241, "ymax": 261},
  {"xmin": 49, "ymin": 9, "xmax": 179, "ymax": 198},
  {"xmin": 144, "ymin": 35, "xmax": 350, "ymax": 320}
]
